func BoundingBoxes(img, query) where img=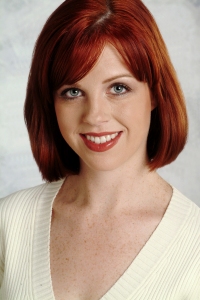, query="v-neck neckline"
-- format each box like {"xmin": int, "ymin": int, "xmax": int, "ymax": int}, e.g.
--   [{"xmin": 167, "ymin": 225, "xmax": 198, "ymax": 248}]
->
[{"xmin": 31, "ymin": 179, "xmax": 189, "ymax": 300}]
